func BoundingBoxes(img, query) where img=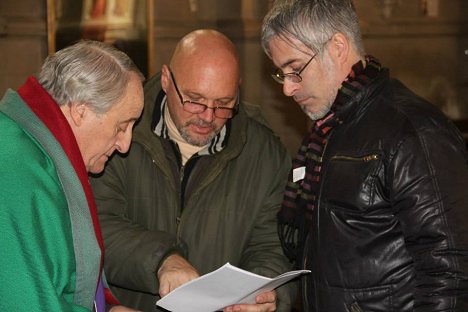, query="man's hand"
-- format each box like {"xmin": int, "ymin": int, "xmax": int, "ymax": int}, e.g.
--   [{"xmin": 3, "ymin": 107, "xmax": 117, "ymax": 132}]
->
[
  {"xmin": 157, "ymin": 253, "xmax": 199, "ymax": 297},
  {"xmin": 223, "ymin": 290, "xmax": 277, "ymax": 312}
]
